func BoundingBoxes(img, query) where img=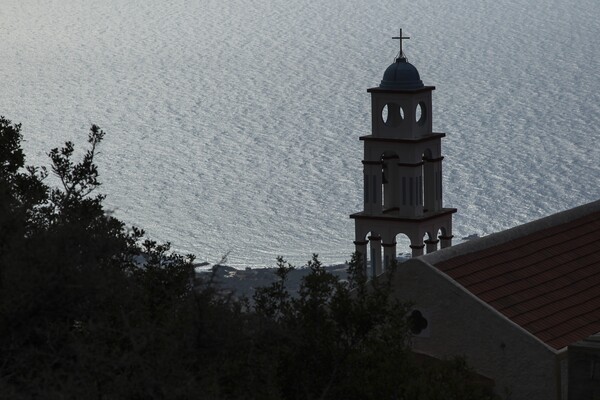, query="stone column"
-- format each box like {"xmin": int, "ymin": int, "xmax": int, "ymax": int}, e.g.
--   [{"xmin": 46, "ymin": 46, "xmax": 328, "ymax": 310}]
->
[
  {"xmin": 368, "ymin": 235, "xmax": 382, "ymax": 277},
  {"xmin": 381, "ymin": 155, "xmax": 399, "ymax": 210},
  {"xmin": 424, "ymin": 157, "xmax": 443, "ymax": 212},
  {"xmin": 363, "ymin": 161, "xmax": 382, "ymax": 214},
  {"xmin": 424, "ymin": 239, "xmax": 439, "ymax": 254},
  {"xmin": 433, "ymin": 158, "xmax": 443, "ymax": 211},
  {"xmin": 410, "ymin": 243, "xmax": 425, "ymax": 258},
  {"xmin": 397, "ymin": 163, "xmax": 424, "ymax": 217},
  {"xmin": 439, "ymin": 235, "xmax": 453, "ymax": 249}
]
